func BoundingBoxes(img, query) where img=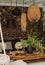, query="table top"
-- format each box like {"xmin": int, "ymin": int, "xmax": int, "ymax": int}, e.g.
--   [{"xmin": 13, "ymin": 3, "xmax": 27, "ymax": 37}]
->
[{"xmin": 7, "ymin": 51, "xmax": 45, "ymax": 63}]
